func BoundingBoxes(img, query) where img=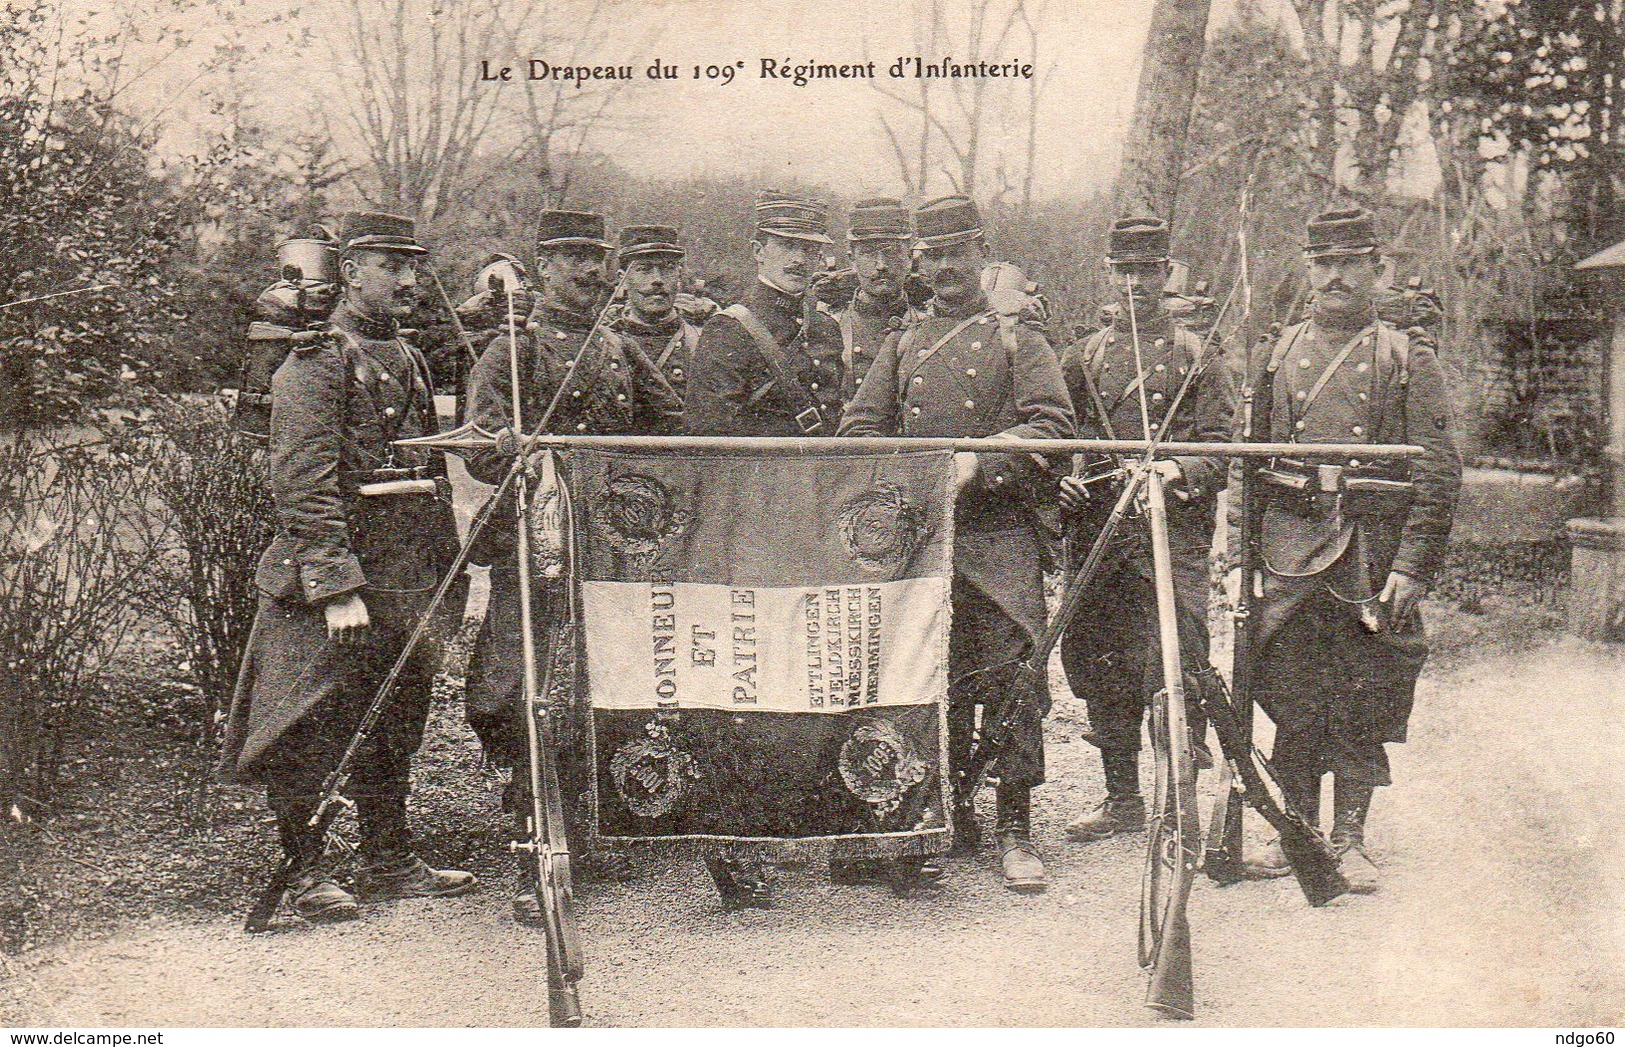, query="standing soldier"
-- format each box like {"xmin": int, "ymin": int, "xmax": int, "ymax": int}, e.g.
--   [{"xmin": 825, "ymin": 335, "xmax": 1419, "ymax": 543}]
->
[
  {"xmin": 1235, "ymin": 208, "xmax": 1461, "ymax": 889},
  {"xmin": 818, "ymin": 197, "xmax": 921, "ymax": 400},
  {"xmin": 219, "ymin": 211, "xmax": 475, "ymax": 922},
  {"xmin": 840, "ymin": 195, "xmax": 1076, "ymax": 893},
  {"xmin": 601, "ymin": 225, "xmax": 700, "ymax": 436},
  {"xmin": 683, "ymin": 190, "xmax": 847, "ymax": 440},
  {"xmin": 1055, "ymin": 216, "xmax": 1230, "ymax": 842},
  {"xmin": 463, "ymin": 209, "xmax": 634, "ymax": 922},
  {"xmin": 682, "ymin": 190, "xmax": 846, "ymax": 908}
]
